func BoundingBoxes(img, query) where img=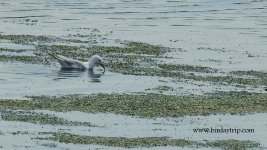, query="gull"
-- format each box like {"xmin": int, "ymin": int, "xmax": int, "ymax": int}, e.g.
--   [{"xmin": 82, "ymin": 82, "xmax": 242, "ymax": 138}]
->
[{"xmin": 50, "ymin": 54, "xmax": 105, "ymax": 70}]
